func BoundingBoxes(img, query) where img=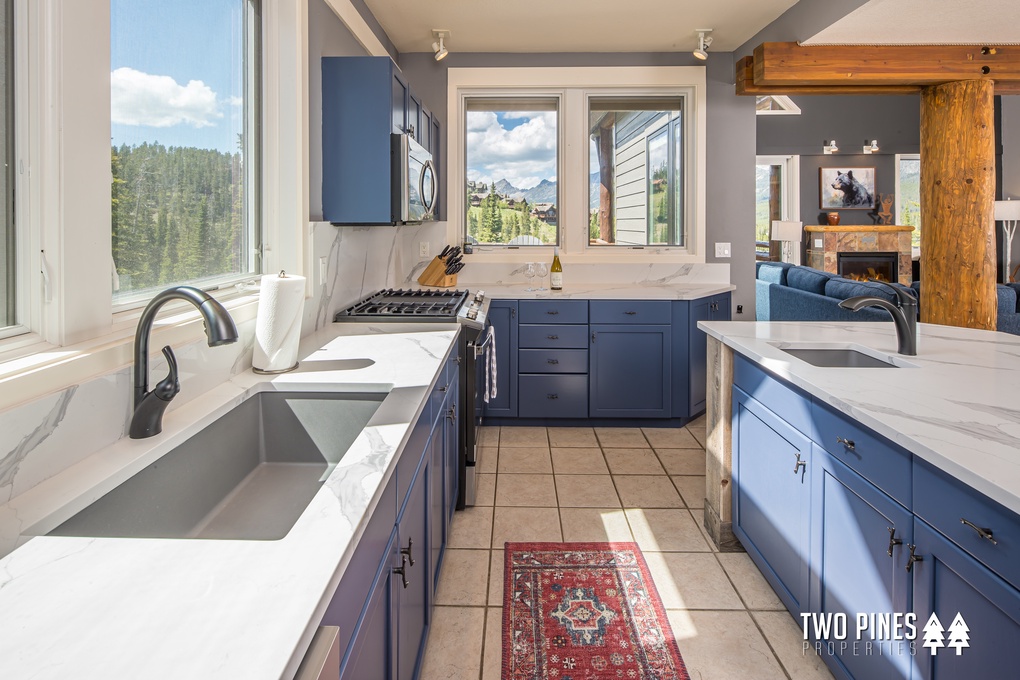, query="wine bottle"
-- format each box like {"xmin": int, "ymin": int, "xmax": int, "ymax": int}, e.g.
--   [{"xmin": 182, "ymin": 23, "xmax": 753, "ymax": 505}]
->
[{"xmin": 550, "ymin": 246, "xmax": 563, "ymax": 290}]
